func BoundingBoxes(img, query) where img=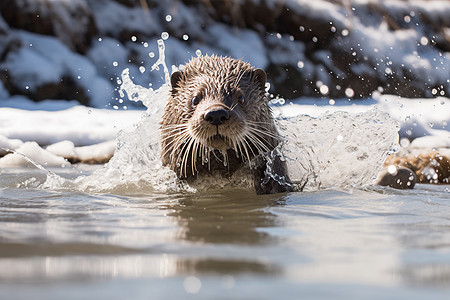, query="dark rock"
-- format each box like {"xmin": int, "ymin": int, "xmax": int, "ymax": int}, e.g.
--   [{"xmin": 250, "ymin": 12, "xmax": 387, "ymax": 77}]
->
[
  {"xmin": 0, "ymin": 0, "xmax": 97, "ymax": 53},
  {"xmin": 377, "ymin": 166, "xmax": 416, "ymax": 189},
  {"xmin": 385, "ymin": 152, "xmax": 450, "ymax": 184}
]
